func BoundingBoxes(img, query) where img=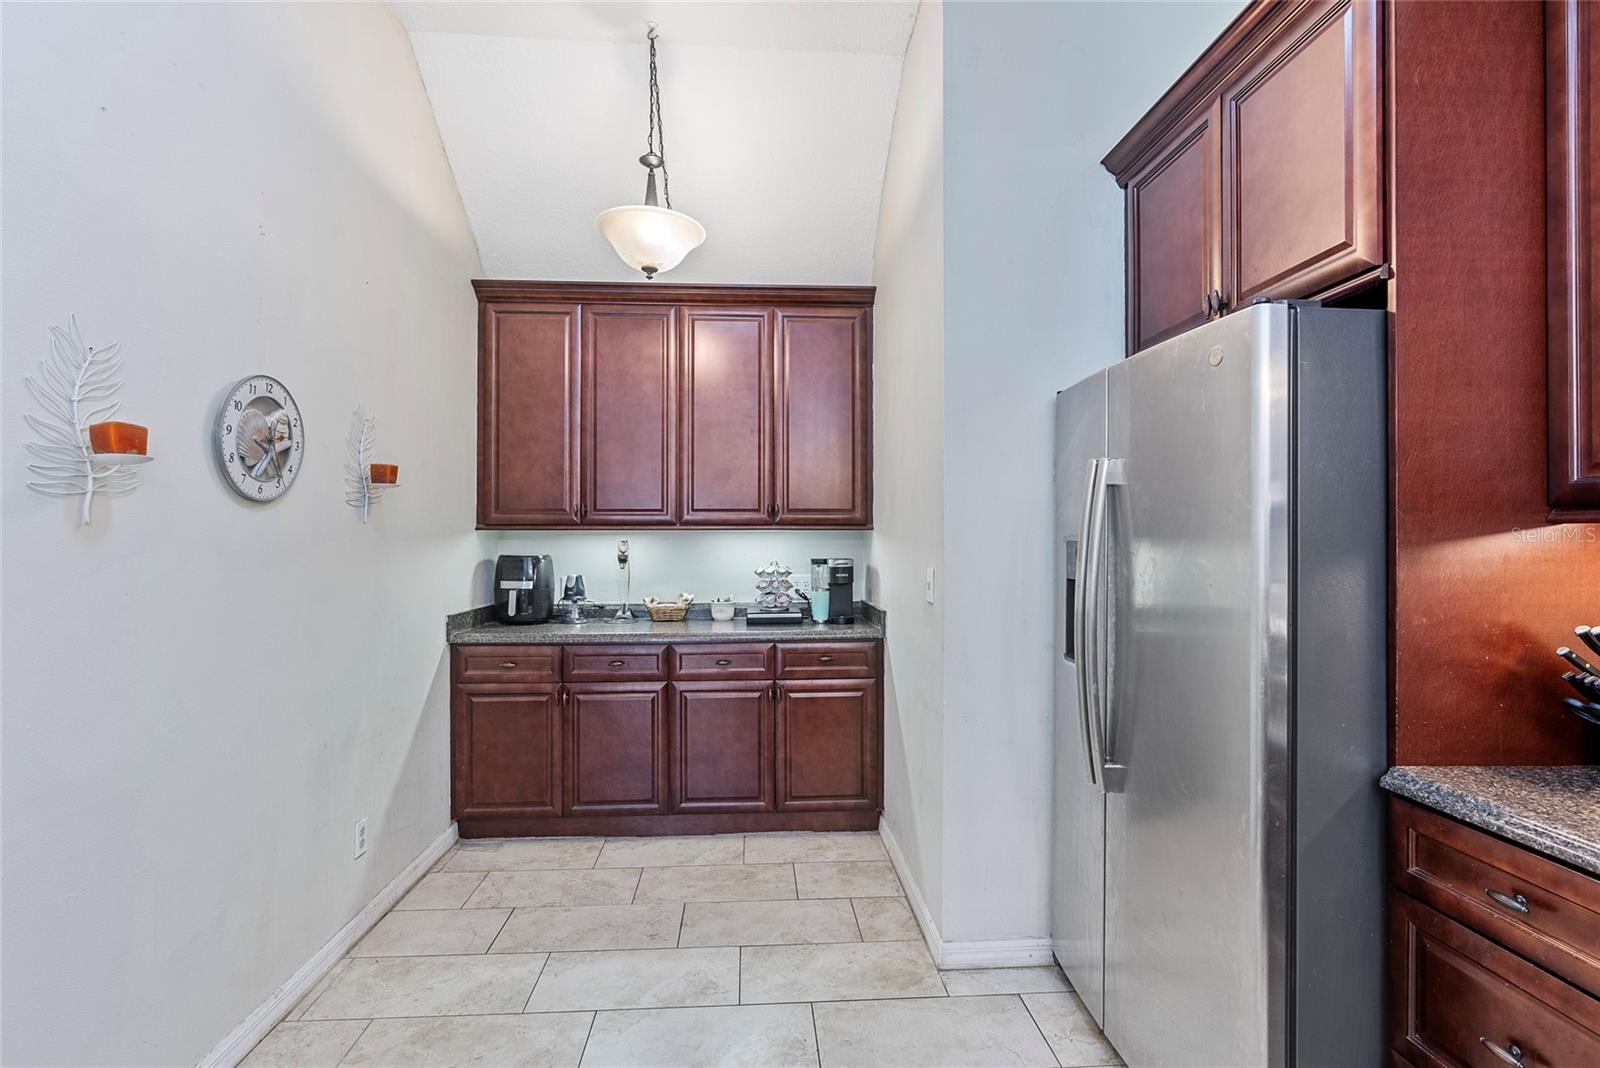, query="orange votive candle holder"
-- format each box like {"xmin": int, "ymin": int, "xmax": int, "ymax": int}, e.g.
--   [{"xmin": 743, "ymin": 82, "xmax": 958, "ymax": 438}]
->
[
  {"xmin": 88, "ymin": 421, "xmax": 148, "ymax": 455},
  {"xmin": 369, "ymin": 463, "xmax": 399, "ymax": 485}
]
